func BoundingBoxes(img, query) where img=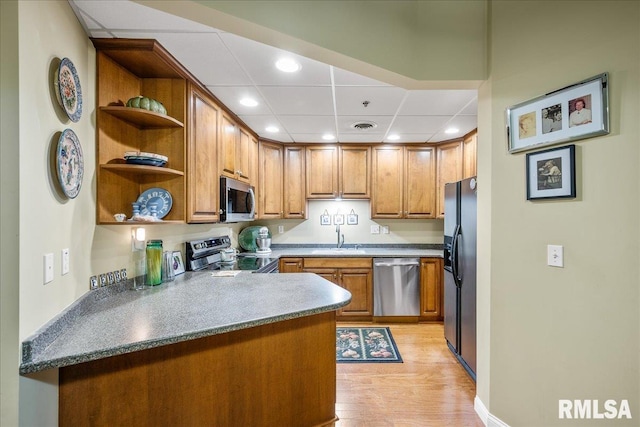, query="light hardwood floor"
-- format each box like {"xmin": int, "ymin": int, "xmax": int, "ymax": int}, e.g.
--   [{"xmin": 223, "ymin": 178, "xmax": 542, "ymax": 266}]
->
[{"xmin": 335, "ymin": 322, "xmax": 483, "ymax": 427}]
